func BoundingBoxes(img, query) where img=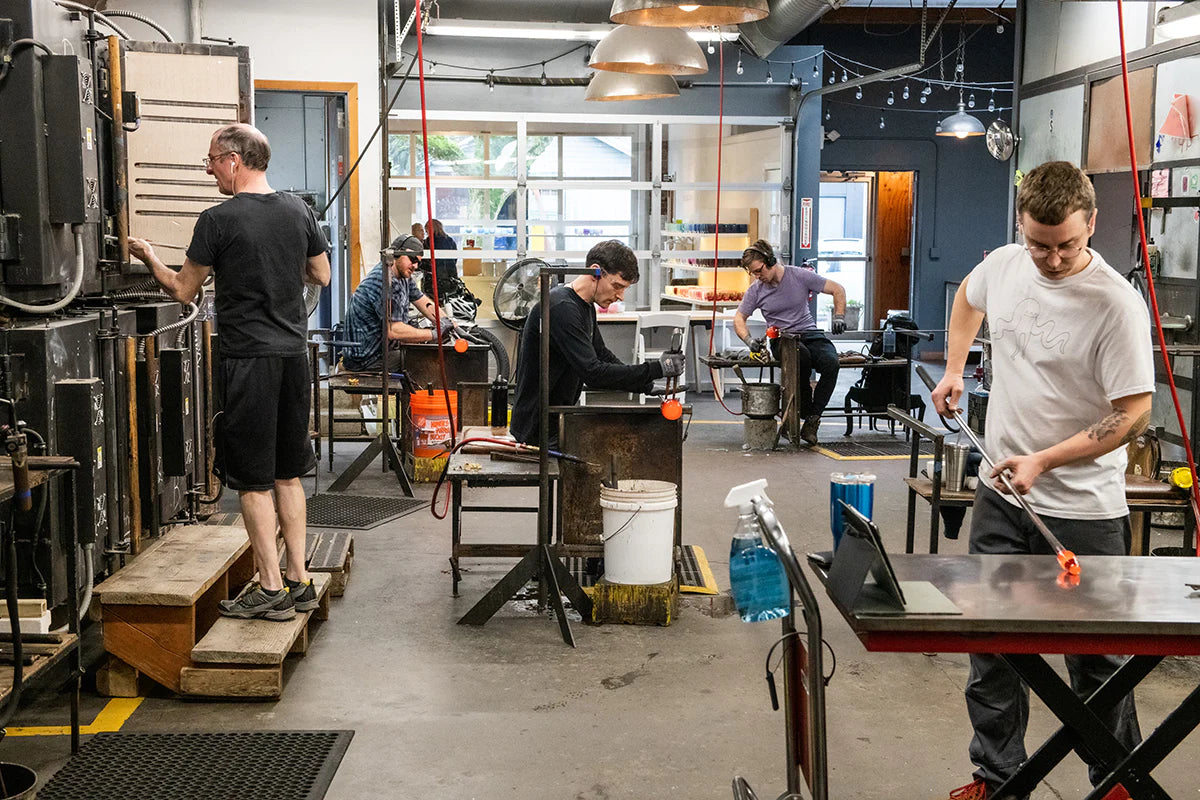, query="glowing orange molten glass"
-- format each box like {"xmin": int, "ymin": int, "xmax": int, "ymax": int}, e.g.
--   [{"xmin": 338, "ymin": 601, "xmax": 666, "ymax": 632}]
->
[
  {"xmin": 453, "ymin": 338, "xmax": 469, "ymax": 353},
  {"xmin": 1057, "ymin": 550, "xmax": 1081, "ymax": 575},
  {"xmin": 661, "ymin": 399, "xmax": 683, "ymax": 420}
]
